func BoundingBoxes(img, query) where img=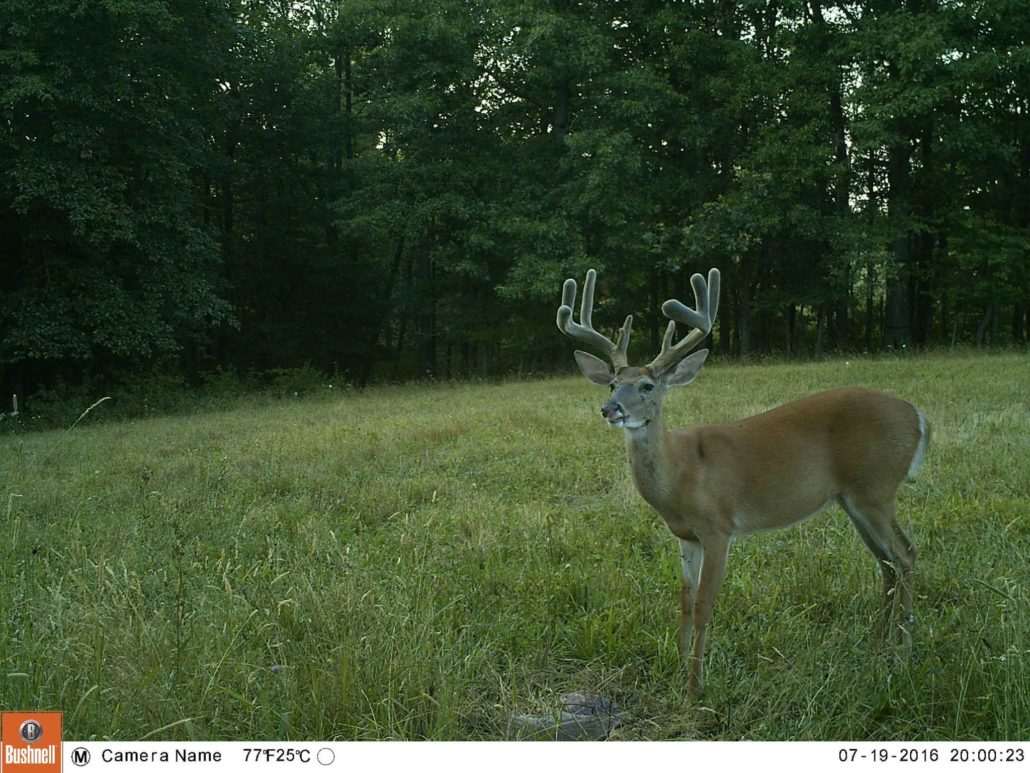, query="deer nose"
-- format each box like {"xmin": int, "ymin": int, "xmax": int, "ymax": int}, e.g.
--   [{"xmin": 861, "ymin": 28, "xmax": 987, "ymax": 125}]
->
[{"xmin": 601, "ymin": 401, "xmax": 622, "ymax": 420}]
